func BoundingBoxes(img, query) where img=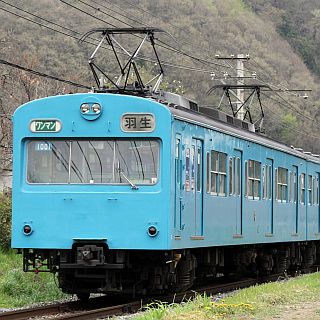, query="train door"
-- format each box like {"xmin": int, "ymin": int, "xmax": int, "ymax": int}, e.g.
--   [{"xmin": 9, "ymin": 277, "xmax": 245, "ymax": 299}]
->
[
  {"xmin": 191, "ymin": 138, "xmax": 203, "ymax": 237},
  {"xmin": 266, "ymin": 158, "xmax": 274, "ymax": 234},
  {"xmin": 174, "ymin": 135, "xmax": 183, "ymax": 236}
]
